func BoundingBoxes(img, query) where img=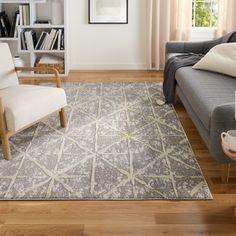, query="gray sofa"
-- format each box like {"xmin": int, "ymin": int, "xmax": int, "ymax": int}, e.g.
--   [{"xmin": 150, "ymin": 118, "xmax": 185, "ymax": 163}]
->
[{"xmin": 165, "ymin": 32, "xmax": 236, "ymax": 165}]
